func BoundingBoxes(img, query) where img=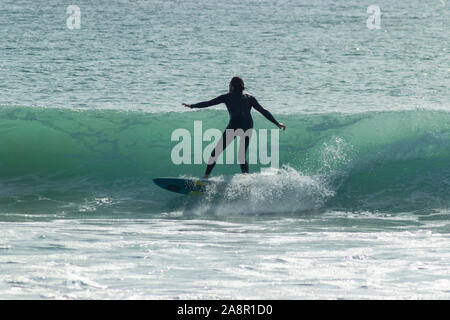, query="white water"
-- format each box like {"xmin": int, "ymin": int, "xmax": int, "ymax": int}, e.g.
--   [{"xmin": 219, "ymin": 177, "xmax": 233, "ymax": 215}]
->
[{"xmin": 1, "ymin": 214, "xmax": 450, "ymax": 299}]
